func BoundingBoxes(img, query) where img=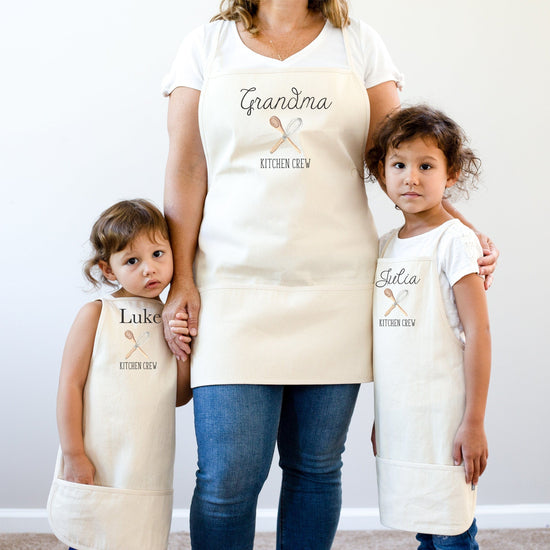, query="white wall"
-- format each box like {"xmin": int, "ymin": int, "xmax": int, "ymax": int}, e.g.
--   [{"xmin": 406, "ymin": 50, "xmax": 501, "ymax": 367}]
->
[{"xmin": 1, "ymin": 0, "xmax": 549, "ymax": 522}]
